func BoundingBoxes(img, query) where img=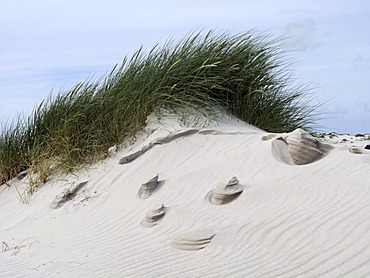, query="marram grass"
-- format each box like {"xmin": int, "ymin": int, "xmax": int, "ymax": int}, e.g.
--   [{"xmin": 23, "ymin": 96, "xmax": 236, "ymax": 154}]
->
[{"xmin": 0, "ymin": 30, "xmax": 317, "ymax": 188}]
